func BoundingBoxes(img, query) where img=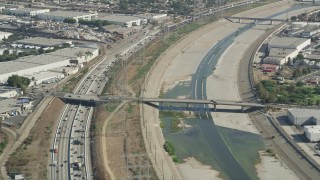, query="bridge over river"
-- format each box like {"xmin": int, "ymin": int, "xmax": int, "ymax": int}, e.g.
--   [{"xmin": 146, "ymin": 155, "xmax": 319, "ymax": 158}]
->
[{"xmin": 54, "ymin": 92, "xmax": 266, "ymax": 112}]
